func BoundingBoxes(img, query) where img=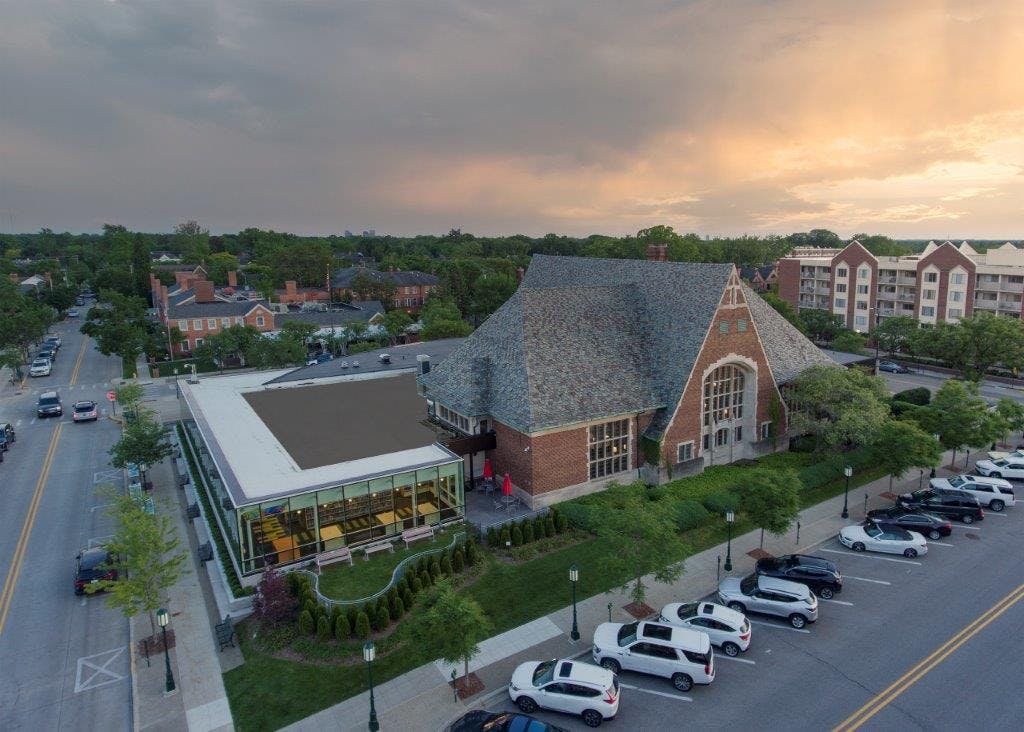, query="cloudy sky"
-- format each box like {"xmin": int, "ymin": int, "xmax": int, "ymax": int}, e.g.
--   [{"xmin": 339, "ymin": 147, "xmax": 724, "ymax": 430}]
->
[{"xmin": 2, "ymin": 1, "xmax": 1023, "ymax": 237}]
